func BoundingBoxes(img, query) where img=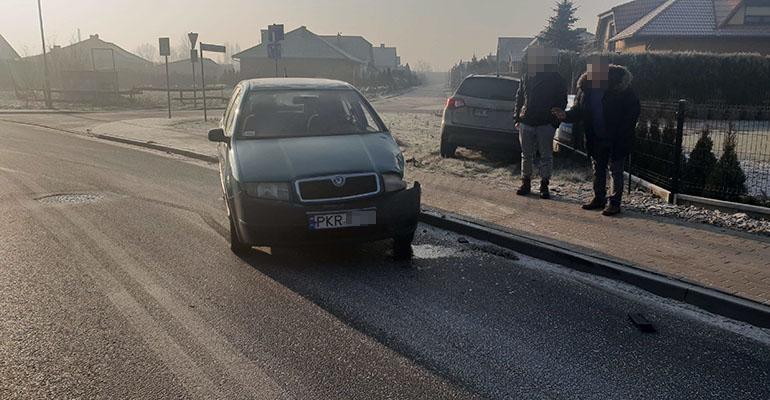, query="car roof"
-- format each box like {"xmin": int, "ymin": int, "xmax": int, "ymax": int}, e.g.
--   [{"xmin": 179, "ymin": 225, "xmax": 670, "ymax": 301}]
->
[
  {"xmin": 242, "ymin": 78, "xmax": 355, "ymax": 91},
  {"xmin": 465, "ymin": 74, "xmax": 520, "ymax": 82}
]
